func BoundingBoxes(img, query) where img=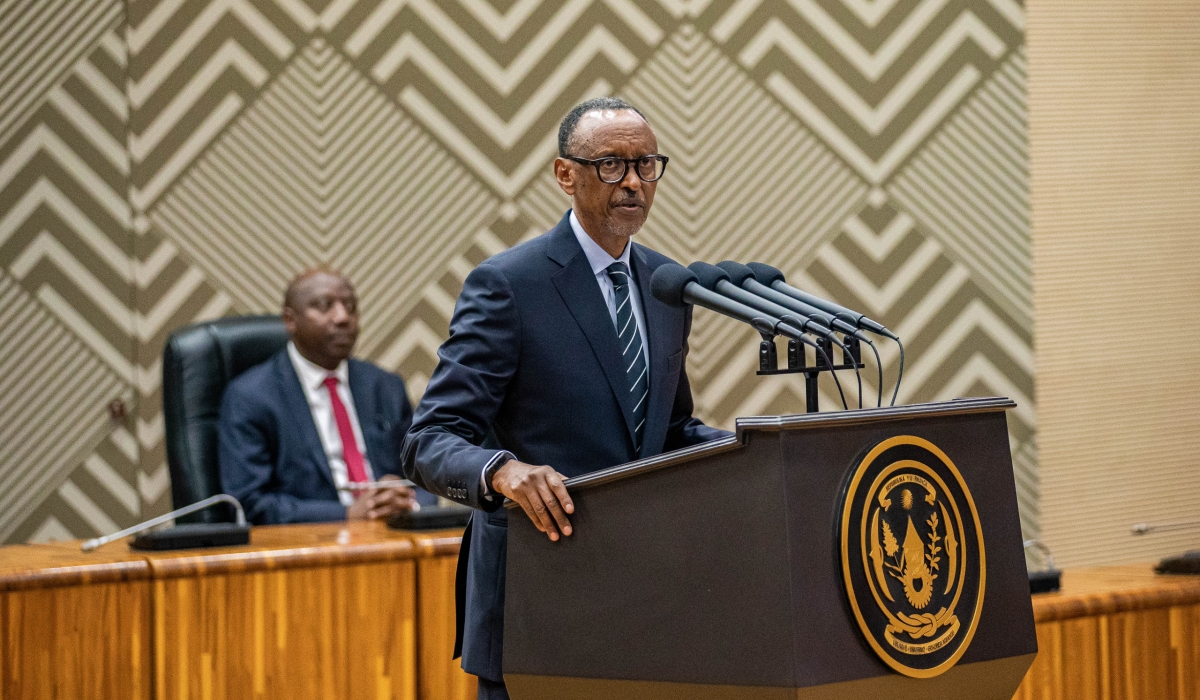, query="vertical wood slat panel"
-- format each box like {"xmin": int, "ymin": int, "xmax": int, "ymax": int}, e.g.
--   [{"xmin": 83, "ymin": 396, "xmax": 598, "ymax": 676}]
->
[
  {"xmin": 1016, "ymin": 602, "xmax": 1200, "ymax": 699},
  {"xmin": 153, "ymin": 562, "xmax": 416, "ymax": 700},
  {"xmin": 418, "ymin": 556, "xmax": 477, "ymax": 700},
  {"xmin": 2, "ymin": 581, "xmax": 150, "ymax": 700}
]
